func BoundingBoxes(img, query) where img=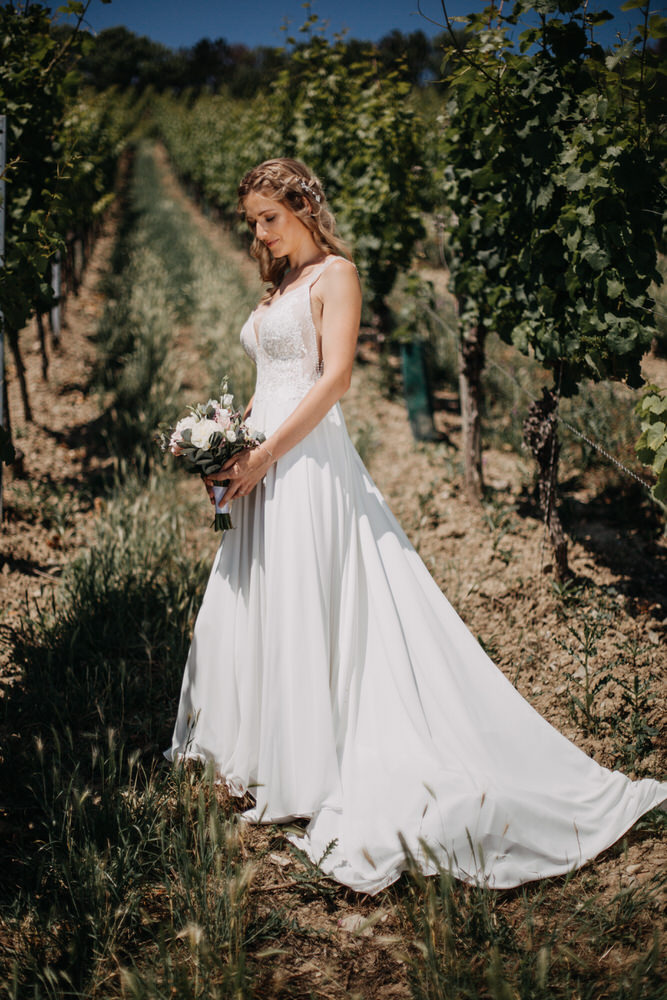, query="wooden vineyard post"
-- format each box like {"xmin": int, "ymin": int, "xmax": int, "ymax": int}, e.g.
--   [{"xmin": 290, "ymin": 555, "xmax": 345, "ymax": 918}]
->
[{"xmin": 0, "ymin": 114, "xmax": 6, "ymax": 522}]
